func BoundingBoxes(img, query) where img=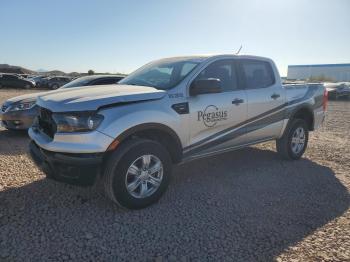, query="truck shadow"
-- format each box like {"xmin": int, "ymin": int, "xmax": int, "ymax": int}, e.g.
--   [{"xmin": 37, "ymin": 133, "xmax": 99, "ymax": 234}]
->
[{"xmin": 0, "ymin": 147, "xmax": 349, "ymax": 261}]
